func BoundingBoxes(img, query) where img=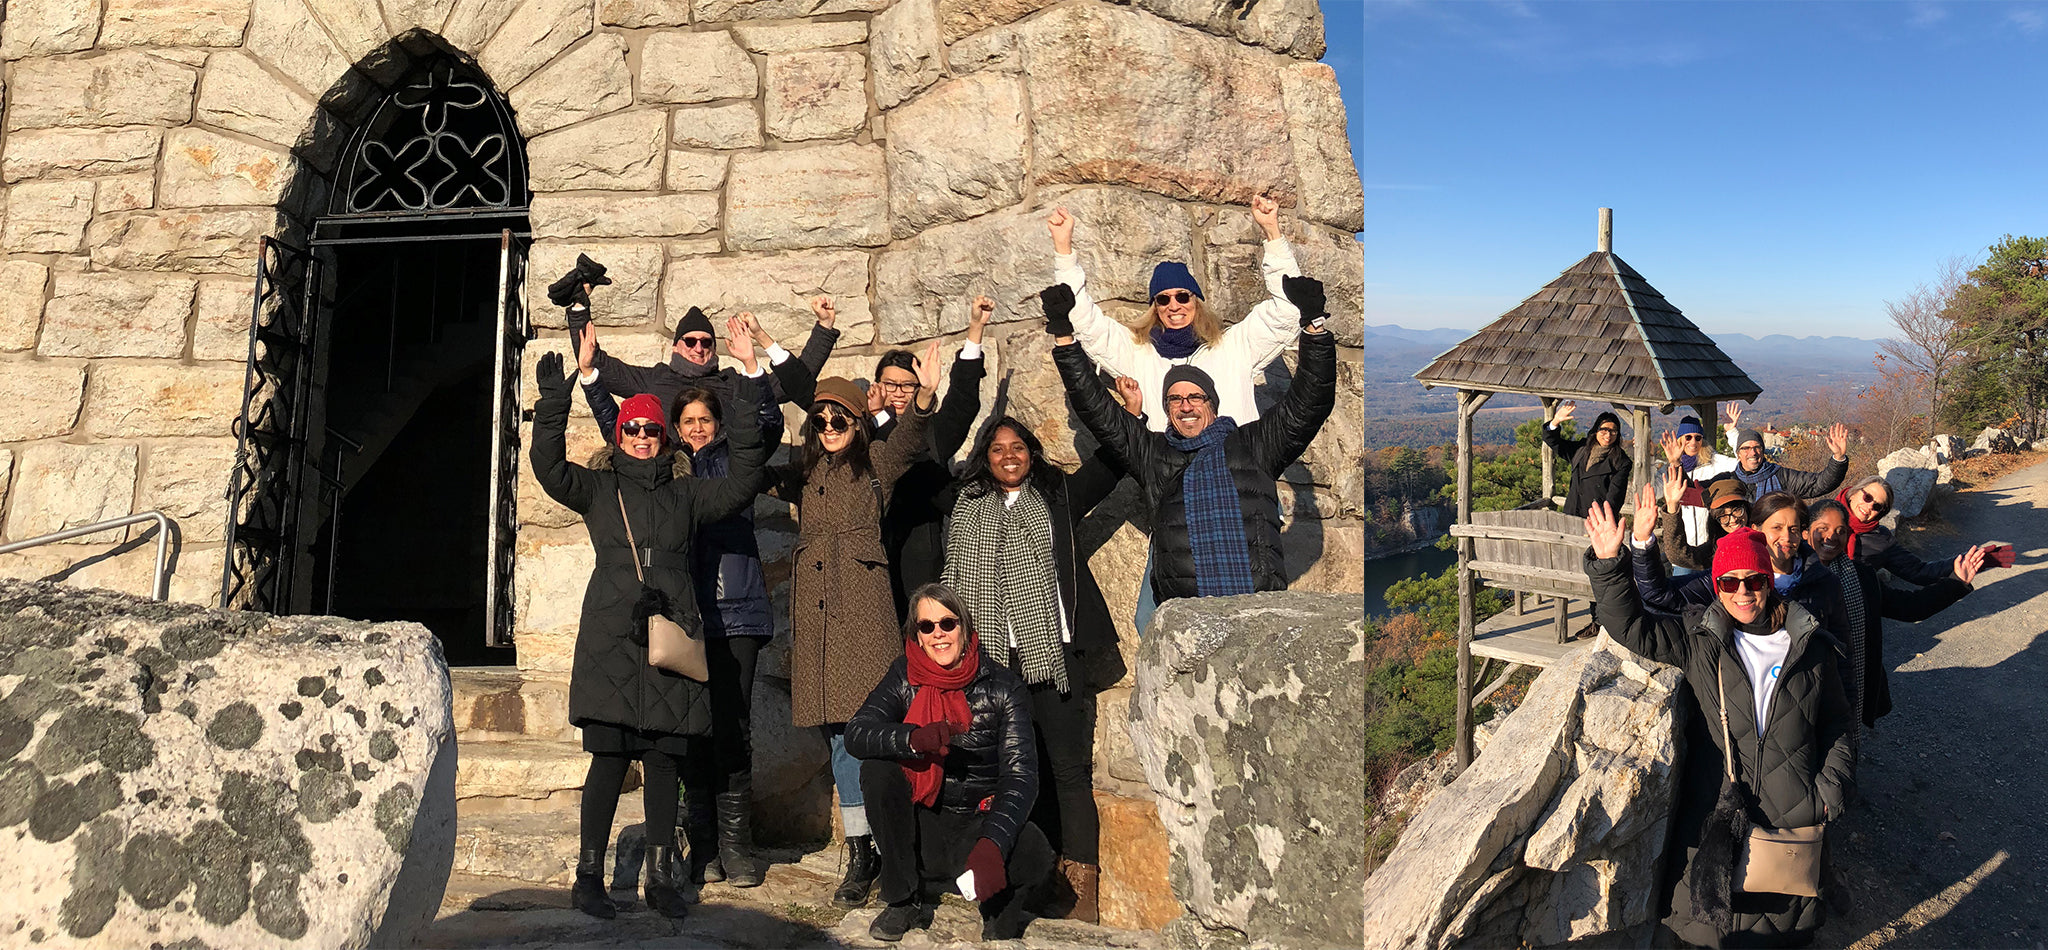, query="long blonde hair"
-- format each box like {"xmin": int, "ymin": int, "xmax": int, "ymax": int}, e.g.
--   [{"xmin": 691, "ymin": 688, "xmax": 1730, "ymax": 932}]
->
[{"xmin": 1130, "ymin": 296, "xmax": 1224, "ymax": 348}]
